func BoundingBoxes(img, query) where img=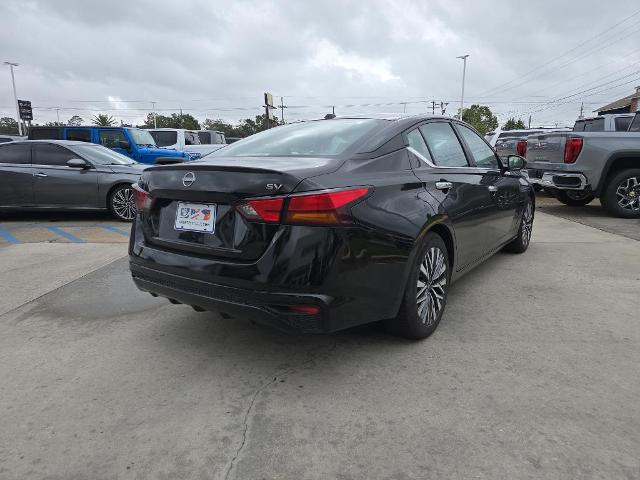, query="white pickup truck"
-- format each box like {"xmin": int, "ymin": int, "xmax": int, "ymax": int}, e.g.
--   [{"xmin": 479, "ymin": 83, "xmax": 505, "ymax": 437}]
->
[
  {"xmin": 149, "ymin": 128, "xmax": 226, "ymax": 159},
  {"xmin": 572, "ymin": 113, "xmax": 634, "ymax": 132}
]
